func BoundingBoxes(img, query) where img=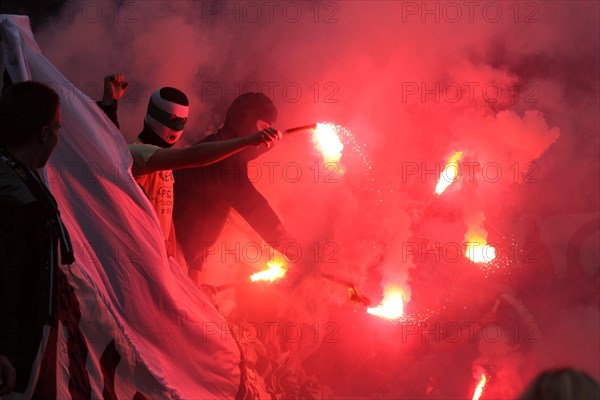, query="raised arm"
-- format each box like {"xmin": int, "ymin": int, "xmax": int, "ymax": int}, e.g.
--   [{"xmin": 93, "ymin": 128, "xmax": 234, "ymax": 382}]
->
[{"xmin": 97, "ymin": 73, "xmax": 128, "ymax": 128}]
